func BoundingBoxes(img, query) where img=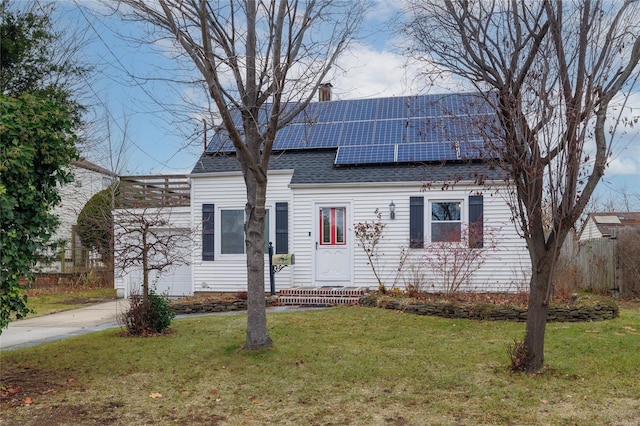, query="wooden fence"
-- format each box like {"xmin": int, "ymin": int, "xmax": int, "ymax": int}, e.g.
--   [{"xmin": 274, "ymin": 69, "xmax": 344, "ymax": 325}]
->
[
  {"xmin": 572, "ymin": 231, "xmax": 639, "ymax": 297},
  {"xmin": 119, "ymin": 175, "xmax": 190, "ymax": 208}
]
